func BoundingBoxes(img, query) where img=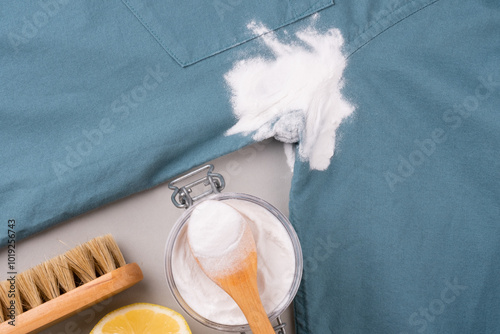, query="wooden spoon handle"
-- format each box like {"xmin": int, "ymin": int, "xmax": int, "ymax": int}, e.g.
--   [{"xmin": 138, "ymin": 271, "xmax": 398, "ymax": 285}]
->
[
  {"xmin": 192, "ymin": 215, "xmax": 274, "ymax": 334},
  {"xmin": 238, "ymin": 288, "xmax": 275, "ymax": 334},
  {"xmin": 219, "ymin": 268, "xmax": 275, "ymax": 334}
]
